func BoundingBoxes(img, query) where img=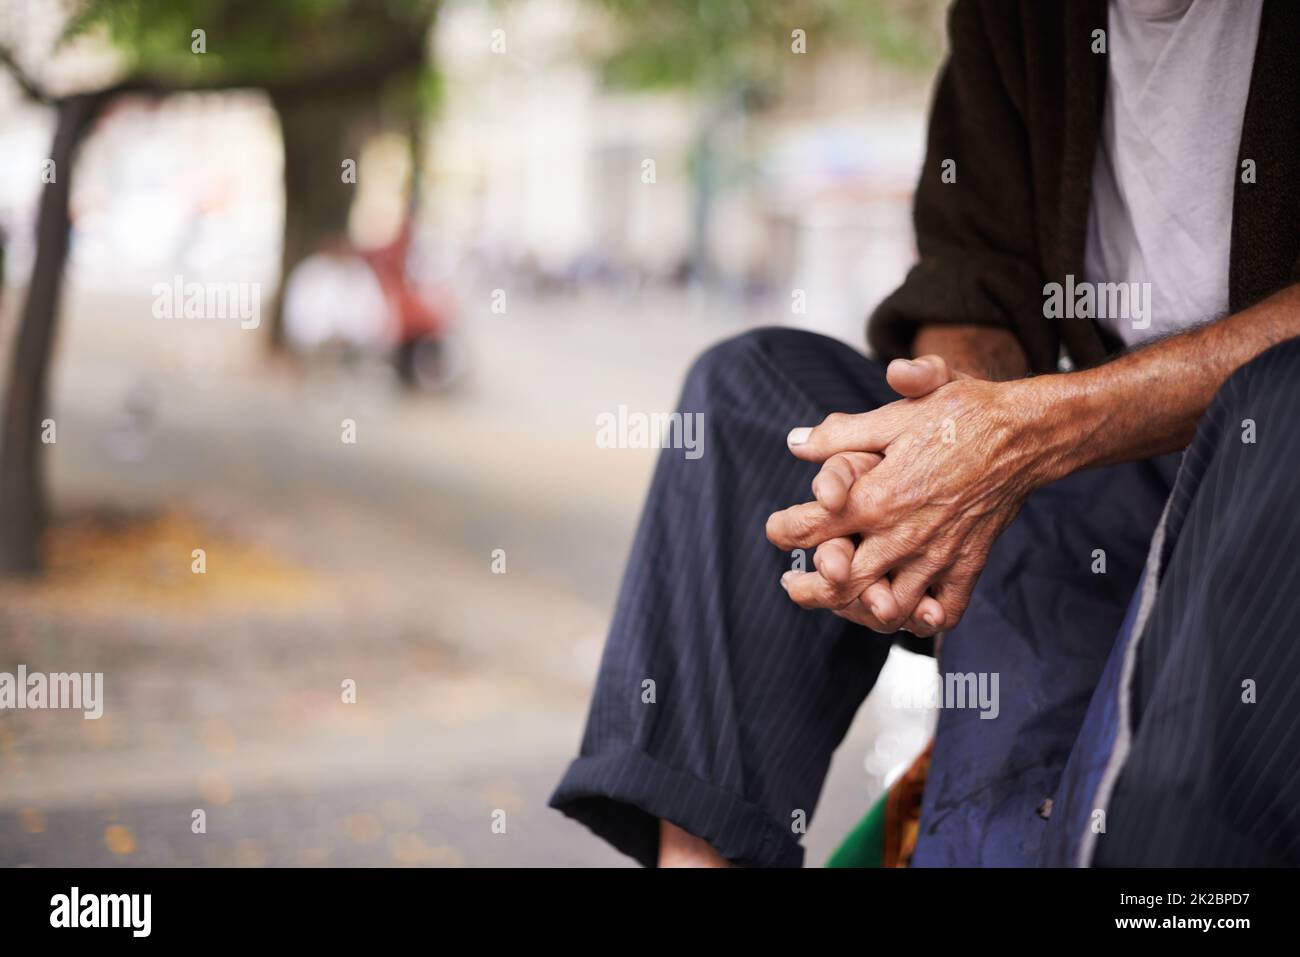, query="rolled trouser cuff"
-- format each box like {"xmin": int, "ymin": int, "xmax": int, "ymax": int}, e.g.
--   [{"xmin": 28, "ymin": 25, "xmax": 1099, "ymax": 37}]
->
[{"xmin": 549, "ymin": 750, "xmax": 804, "ymax": 868}]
